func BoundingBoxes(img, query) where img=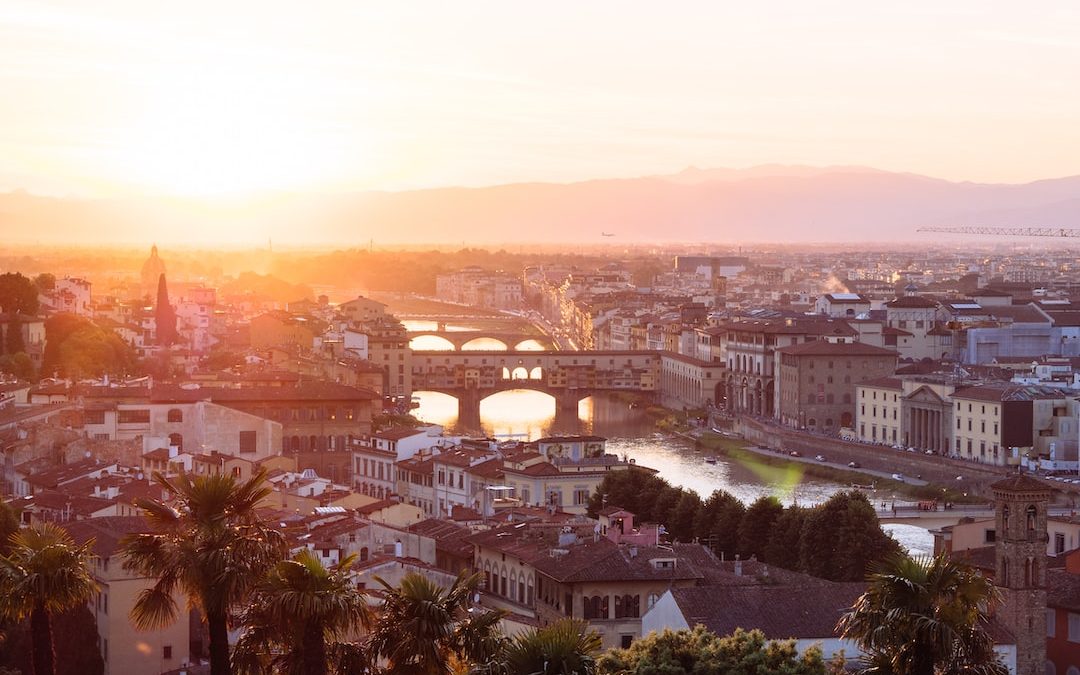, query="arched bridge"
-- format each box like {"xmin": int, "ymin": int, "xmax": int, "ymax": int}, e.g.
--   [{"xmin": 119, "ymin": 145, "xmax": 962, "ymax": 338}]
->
[
  {"xmin": 407, "ymin": 330, "xmax": 556, "ymax": 351},
  {"xmin": 410, "ymin": 349, "xmax": 728, "ymax": 428},
  {"xmin": 412, "ymin": 349, "xmax": 662, "ymax": 430}
]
